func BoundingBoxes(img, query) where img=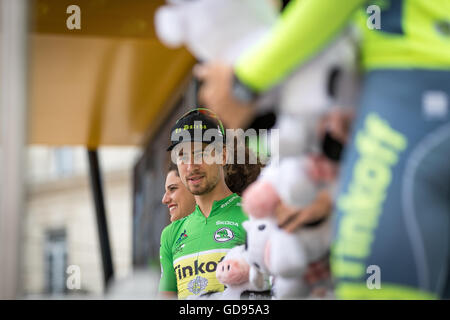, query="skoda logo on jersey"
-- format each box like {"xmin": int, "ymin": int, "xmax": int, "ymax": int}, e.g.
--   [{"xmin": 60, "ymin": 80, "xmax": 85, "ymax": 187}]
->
[{"xmin": 214, "ymin": 227, "xmax": 234, "ymax": 243}]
